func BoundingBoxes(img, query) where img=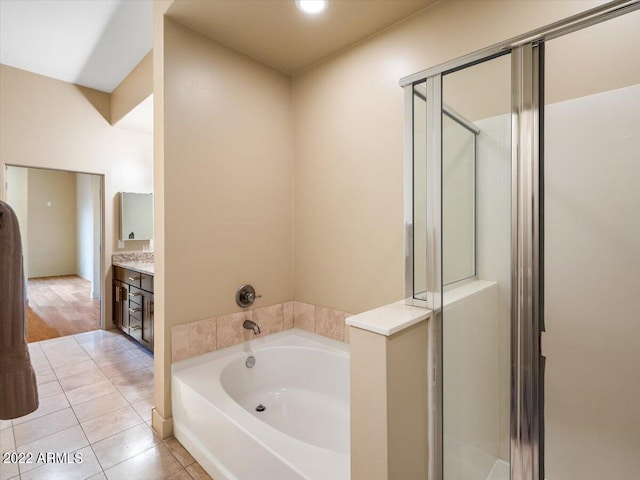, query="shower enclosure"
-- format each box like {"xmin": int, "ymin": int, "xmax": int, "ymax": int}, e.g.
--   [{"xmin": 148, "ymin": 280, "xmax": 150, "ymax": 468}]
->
[{"xmin": 402, "ymin": 1, "xmax": 640, "ymax": 479}]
